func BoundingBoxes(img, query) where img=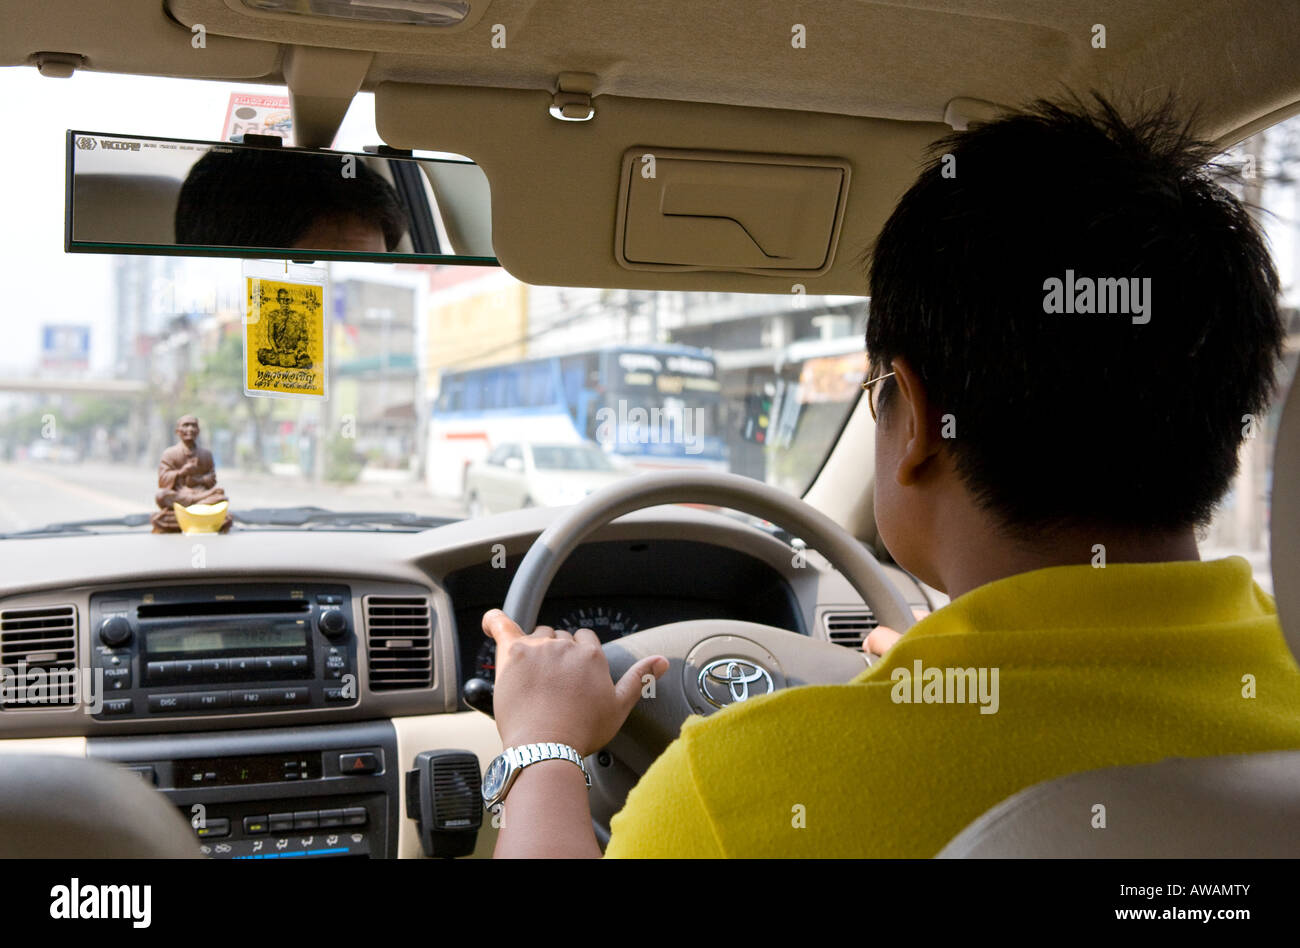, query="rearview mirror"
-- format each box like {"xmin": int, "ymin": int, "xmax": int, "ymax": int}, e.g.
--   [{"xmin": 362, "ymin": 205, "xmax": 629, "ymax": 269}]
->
[{"xmin": 66, "ymin": 130, "xmax": 496, "ymax": 265}]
